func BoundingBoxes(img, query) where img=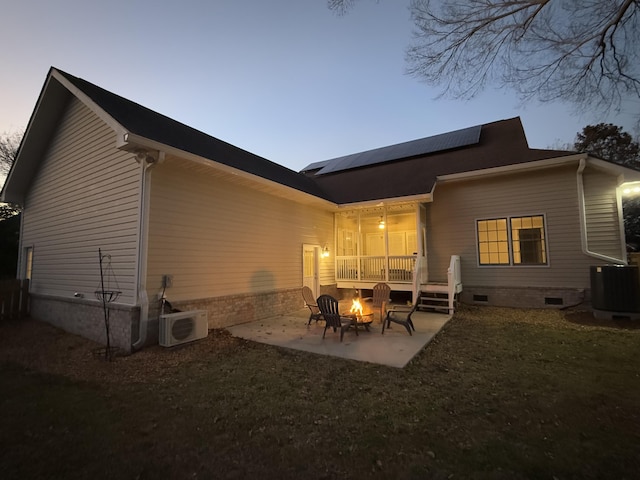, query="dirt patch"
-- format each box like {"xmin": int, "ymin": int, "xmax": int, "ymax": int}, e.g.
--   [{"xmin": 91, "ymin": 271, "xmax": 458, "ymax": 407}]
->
[
  {"xmin": 0, "ymin": 317, "xmax": 242, "ymax": 385},
  {"xmin": 563, "ymin": 309, "xmax": 640, "ymax": 330}
]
